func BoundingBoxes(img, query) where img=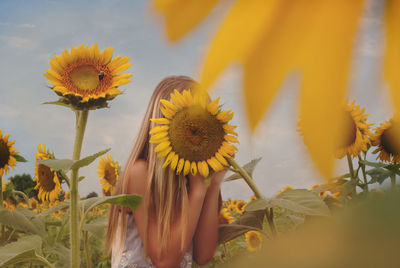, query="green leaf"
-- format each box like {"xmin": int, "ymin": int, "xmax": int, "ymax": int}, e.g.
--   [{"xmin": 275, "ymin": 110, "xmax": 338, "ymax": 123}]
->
[
  {"xmin": 83, "ymin": 217, "xmax": 108, "ymax": 240},
  {"xmin": 38, "ymin": 202, "xmax": 70, "ymax": 218},
  {"xmin": 367, "ymin": 167, "xmax": 393, "ymax": 185},
  {"xmin": 78, "ymin": 176, "xmax": 85, "ymax": 182},
  {"xmin": 246, "ymin": 189, "xmax": 331, "ymax": 217},
  {"xmin": 71, "ymin": 148, "xmax": 110, "ymax": 170},
  {"xmin": 224, "ymin": 157, "xmax": 262, "ymax": 182},
  {"xmin": 83, "ymin": 194, "xmax": 142, "ymax": 215},
  {"xmin": 13, "ymin": 154, "xmax": 27, "ymax": 162},
  {"xmin": 0, "ymin": 235, "xmax": 53, "ymax": 267},
  {"xmin": 43, "ymin": 99, "xmax": 75, "ymax": 110},
  {"xmin": 218, "ymin": 224, "xmax": 263, "ymax": 244},
  {"xmin": 49, "ymin": 246, "xmax": 70, "ymax": 268},
  {"xmin": 37, "ymin": 159, "xmax": 74, "ymax": 171},
  {"xmin": 359, "ymin": 160, "xmax": 387, "ymax": 168},
  {"xmin": 0, "ymin": 207, "xmax": 45, "ymax": 236}
]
